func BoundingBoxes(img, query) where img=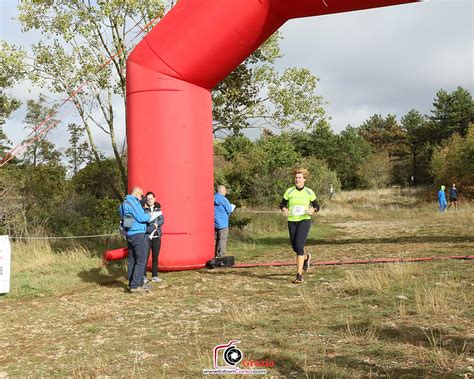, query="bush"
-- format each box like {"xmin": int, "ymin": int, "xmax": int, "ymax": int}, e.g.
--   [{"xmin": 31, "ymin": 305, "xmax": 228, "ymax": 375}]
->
[
  {"xmin": 430, "ymin": 124, "xmax": 474, "ymax": 192},
  {"xmin": 357, "ymin": 153, "xmax": 392, "ymax": 189},
  {"xmin": 217, "ymin": 133, "xmax": 341, "ymax": 207},
  {"xmin": 297, "ymin": 157, "xmax": 341, "ymax": 206}
]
